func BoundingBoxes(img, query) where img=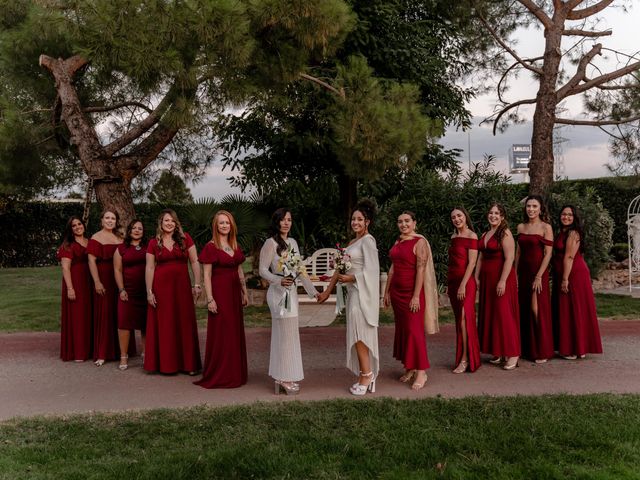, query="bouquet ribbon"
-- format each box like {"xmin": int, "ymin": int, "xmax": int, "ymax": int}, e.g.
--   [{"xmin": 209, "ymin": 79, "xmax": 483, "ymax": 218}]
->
[{"xmin": 335, "ymin": 282, "xmax": 346, "ymax": 315}]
